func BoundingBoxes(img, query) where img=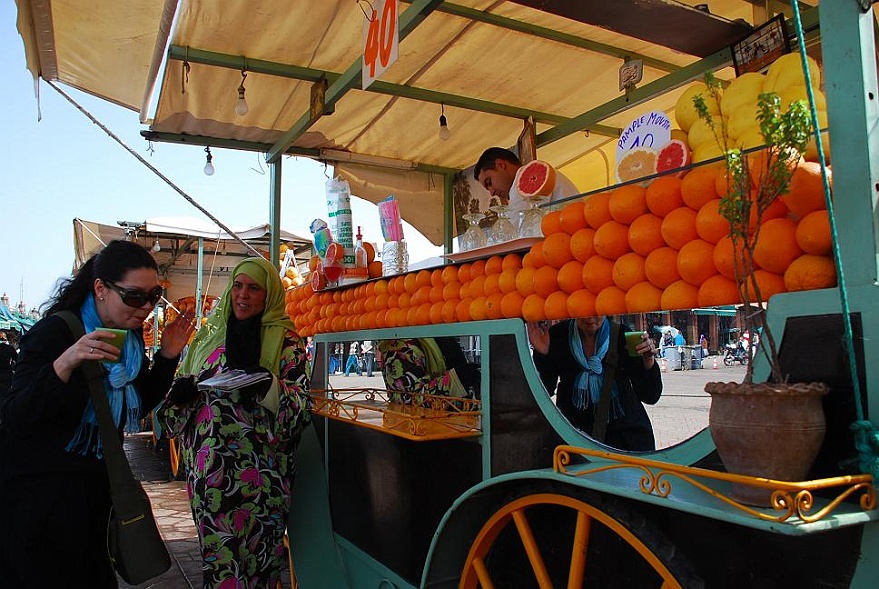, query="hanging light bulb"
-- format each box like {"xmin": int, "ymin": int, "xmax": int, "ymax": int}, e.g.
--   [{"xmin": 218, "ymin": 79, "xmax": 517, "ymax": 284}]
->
[
  {"xmin": 152, "ymin": 238, "xmax": 161, "ymax": 253},
  {"xmin": 235, "ymin": 69, "xmax": 249, "ymax": 116},
  {"xmin": 438, "ymin": 103, "xmax": 451, "ymax": 141},
  {"xmin": 204, "ymin": 146, "xmax": 215, "ymax": 176}
]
